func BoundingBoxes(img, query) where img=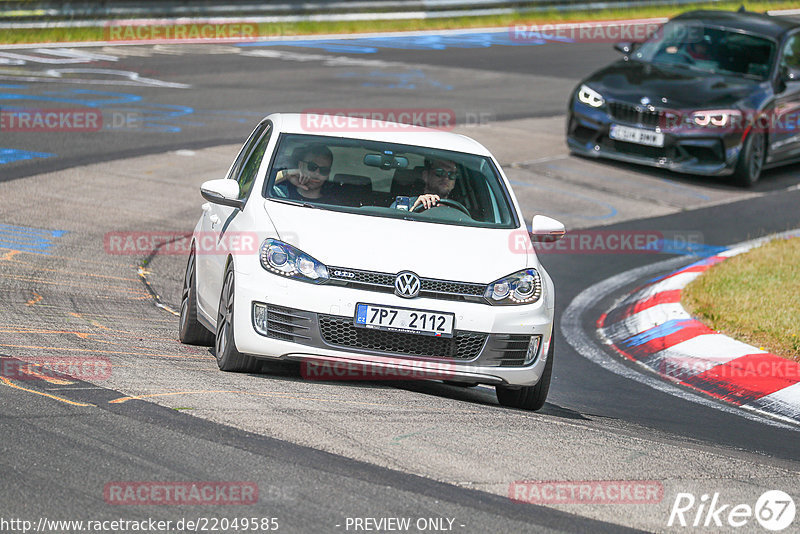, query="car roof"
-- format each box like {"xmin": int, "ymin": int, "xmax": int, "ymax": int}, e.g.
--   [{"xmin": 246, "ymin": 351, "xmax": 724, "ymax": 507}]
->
[
  {"xmin": 672, "ymin": 9, "xmax": 800, "ymax": 40},
  {"xmin": 267, "ymin": 113, "xmax": 493, "ymax": 157}
]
